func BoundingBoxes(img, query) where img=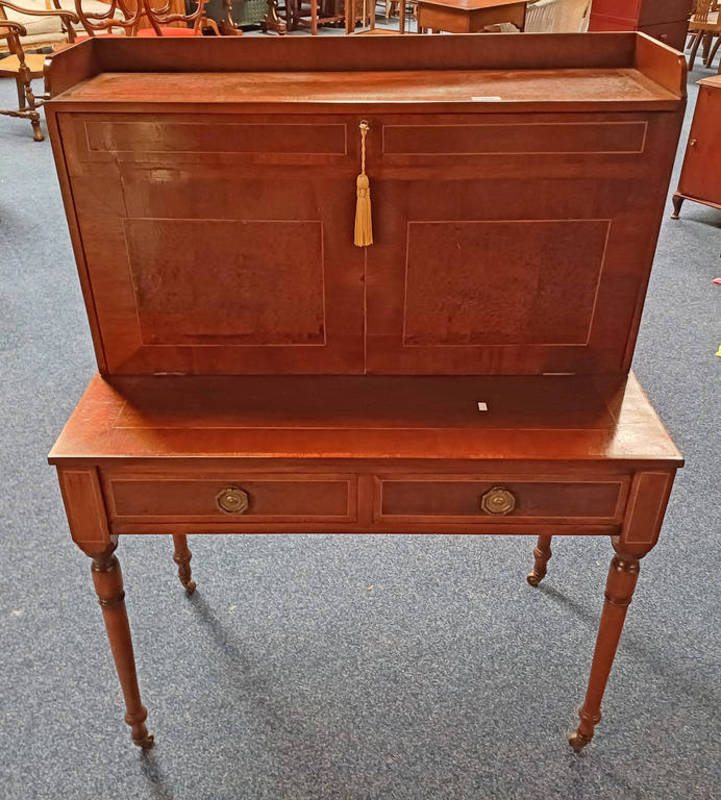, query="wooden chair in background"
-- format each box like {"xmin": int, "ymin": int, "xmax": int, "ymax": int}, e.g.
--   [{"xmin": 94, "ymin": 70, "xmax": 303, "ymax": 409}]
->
[
  {"xmin": 1, "ymin": 0, "xmax": 78, "ymax": 51},
  {"xmin": 0, "ymin": 0, "xmax": 77, "ymax": 139},
  {"xmin": 66, "ymin": 0, "xmax": 214, "ymax": 39},
  {"xmin": 135, "ymin": 0, "xmax": 212, "ymax": 36},
  {"xmin": 66, "ymin": 0, "xmax": 142, "ymax": 38},
  {"xmin": 687, "ymin": 0, "xmax": 721, "ymax": 69},
  {"xmin": 701, "ymin": 1, "xmax": 721, "ymax": 68}
]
